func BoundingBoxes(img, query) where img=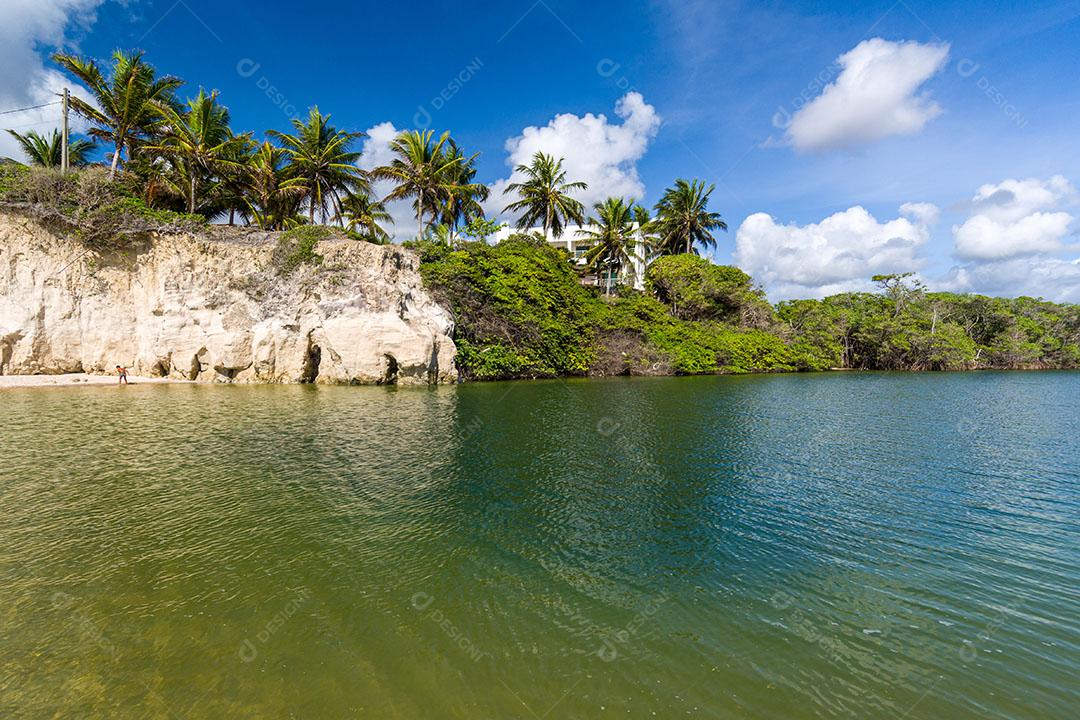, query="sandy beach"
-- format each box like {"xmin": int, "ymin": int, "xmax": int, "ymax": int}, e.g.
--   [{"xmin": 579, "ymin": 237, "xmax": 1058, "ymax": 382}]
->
[{"xmin": 0, "ymin": 373, "xmax": 184, "ymax": 389}]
